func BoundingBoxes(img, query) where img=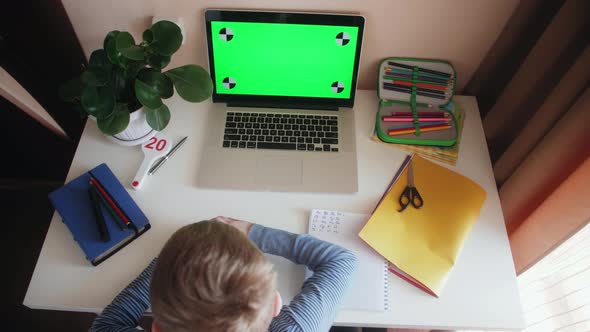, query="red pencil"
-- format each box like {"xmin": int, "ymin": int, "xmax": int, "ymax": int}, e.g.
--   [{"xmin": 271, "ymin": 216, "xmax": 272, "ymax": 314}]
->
[
  {"xmin": 388, "ymin": 124, "xmax": 451, "ymax": 136},
  {"xmin": 391, "ymin": 111, "xmax": 449, "ymax": 117},
  {"xmin": 383, "ymin": 117, "xmax": 451, "ymax": 122},
  {"xmin": 389, "ymin": 80, "xmax": 449, "ymax": 91}
]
